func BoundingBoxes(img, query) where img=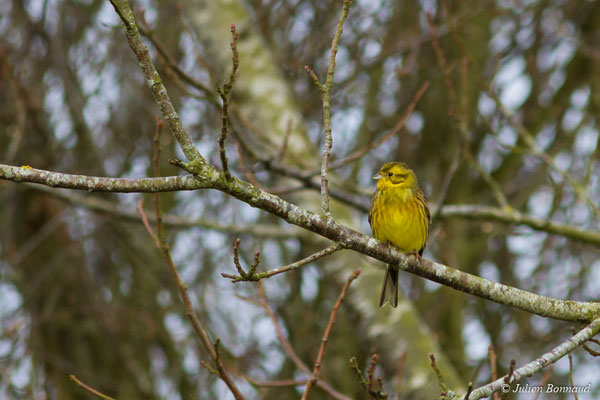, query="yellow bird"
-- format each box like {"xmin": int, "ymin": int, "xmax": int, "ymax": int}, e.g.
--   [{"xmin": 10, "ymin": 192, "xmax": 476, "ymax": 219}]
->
[{"xmin": 369, "ymin": 162, "xmax": 431, "ymax": 307}]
